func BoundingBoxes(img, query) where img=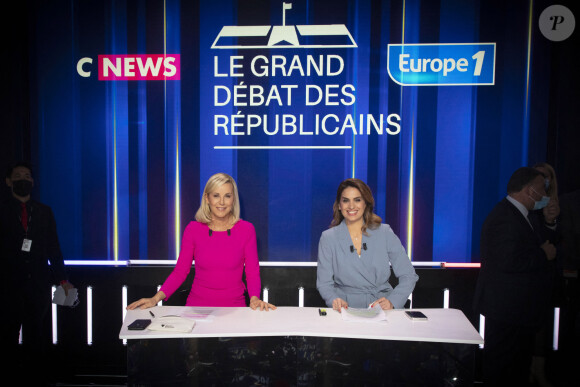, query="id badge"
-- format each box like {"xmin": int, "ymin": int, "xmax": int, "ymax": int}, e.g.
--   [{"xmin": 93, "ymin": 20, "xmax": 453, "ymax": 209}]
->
[{"xmin": 22, "ymin": 239, "xmax": 32, "ymax": 252}]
